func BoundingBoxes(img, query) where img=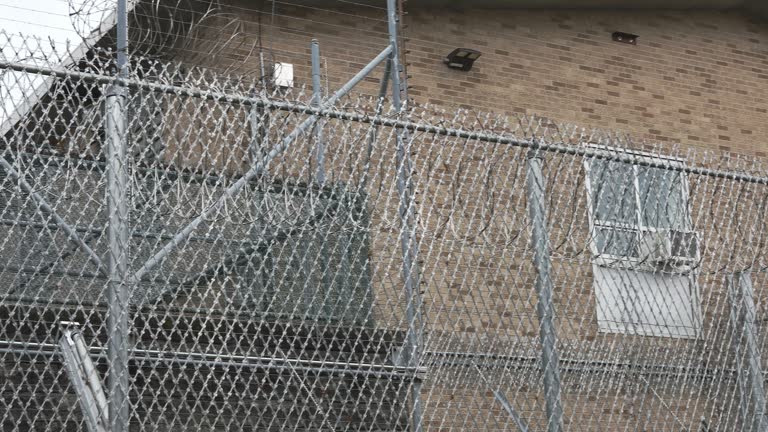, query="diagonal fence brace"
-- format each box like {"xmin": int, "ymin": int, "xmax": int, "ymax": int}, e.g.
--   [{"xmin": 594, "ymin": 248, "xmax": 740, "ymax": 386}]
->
[
  {"xmin": 58, "ymin": 322, "xmax": 109, "ymax": 432},
  {"xmin": 474, "ymin": 364, "xmax": 530, "ymax": 432},
  {"xmin": 131, "ymin": 43, "xmax": 394, "ymax": 284},
  {"xmin": 0, "ymin": 157, "xmax": 107, "ymax": 276}
]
